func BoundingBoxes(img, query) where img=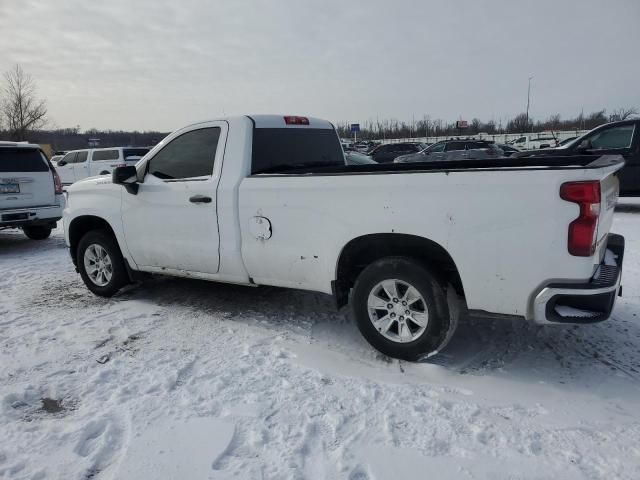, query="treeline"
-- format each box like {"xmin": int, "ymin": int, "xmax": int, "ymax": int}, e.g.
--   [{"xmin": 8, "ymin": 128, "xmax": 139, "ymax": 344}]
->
[
  {"xmin": 336, "ymin": 108, "xmax": 637, "ymax": 140},
  {"xmin": 13, "ymin": 127, "xmax": 170, "ymax": 152}
]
